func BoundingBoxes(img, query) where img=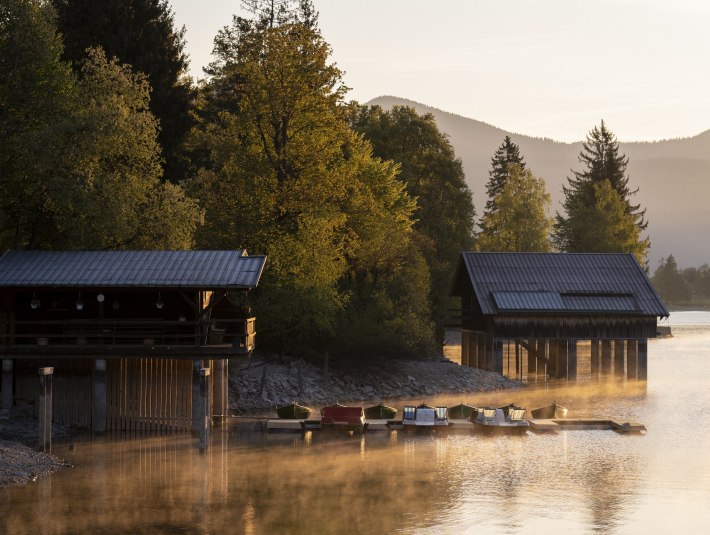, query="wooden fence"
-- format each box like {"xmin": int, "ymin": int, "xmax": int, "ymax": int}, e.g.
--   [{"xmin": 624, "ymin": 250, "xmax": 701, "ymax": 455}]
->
[{"xmin": 107, "ymin": 358, "xmax": 193, "ymax": 432}]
